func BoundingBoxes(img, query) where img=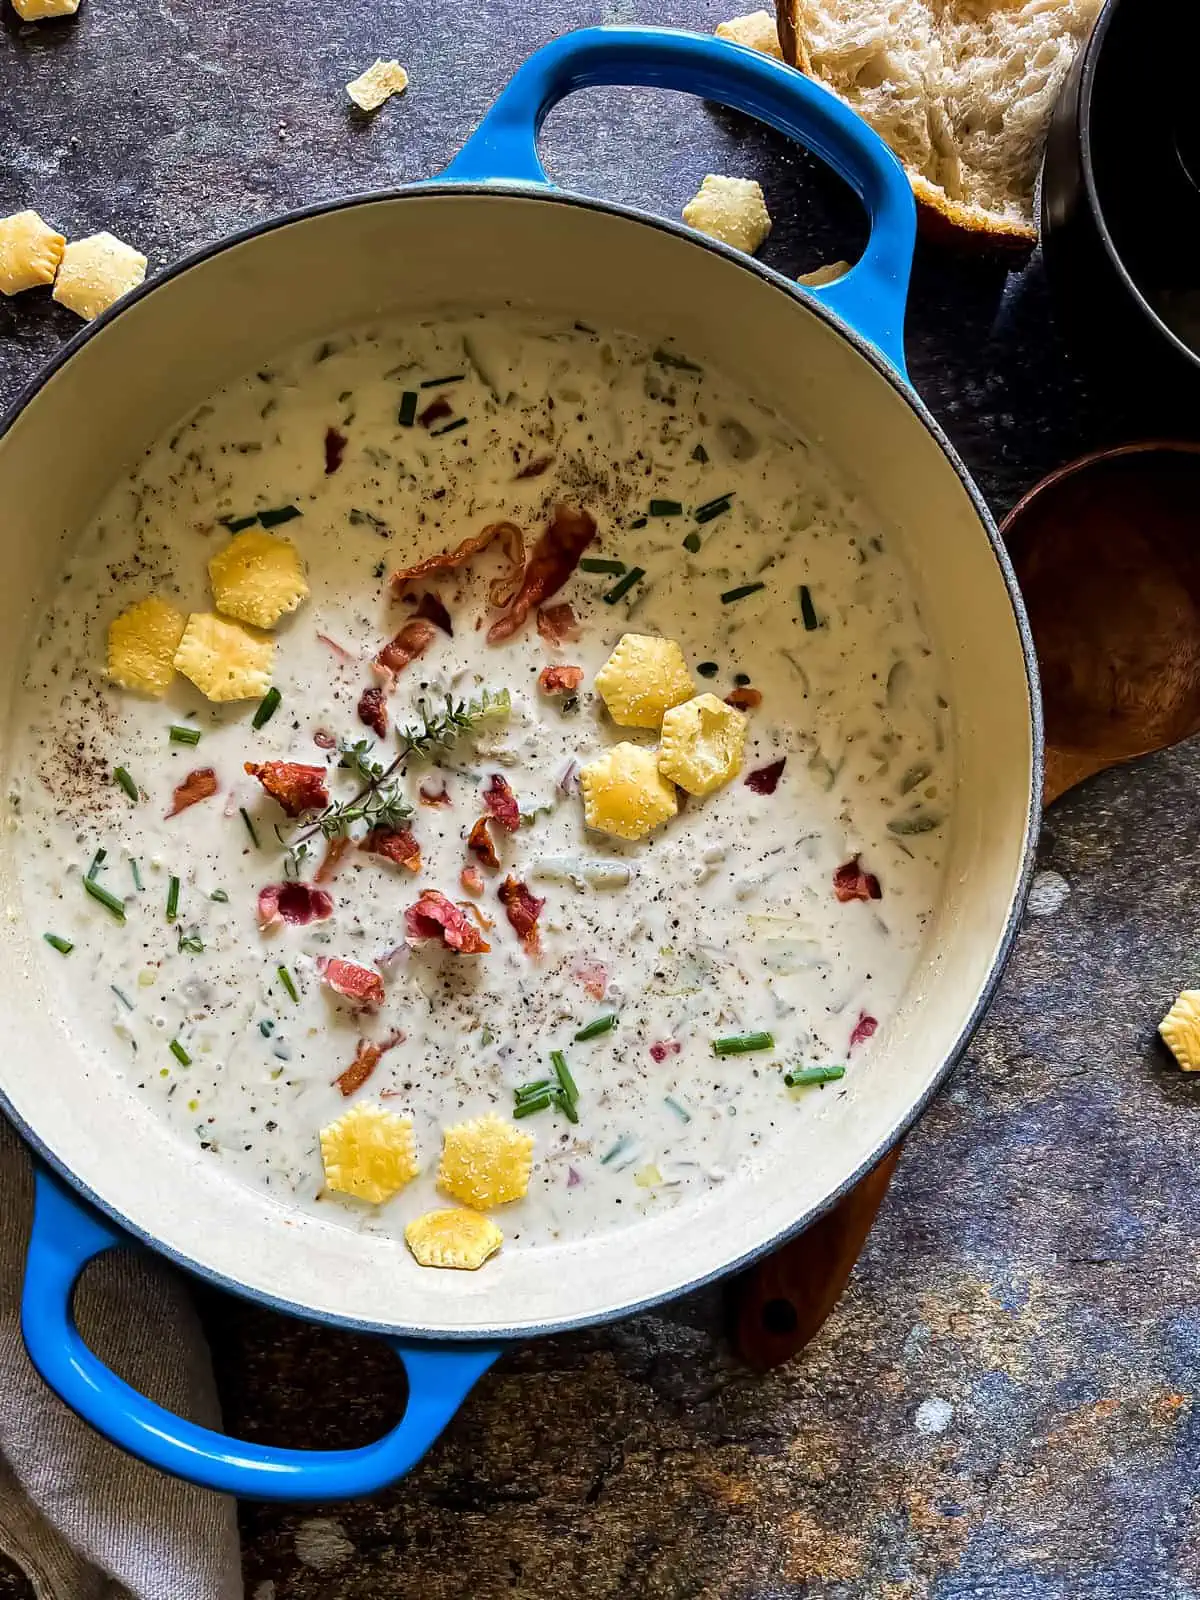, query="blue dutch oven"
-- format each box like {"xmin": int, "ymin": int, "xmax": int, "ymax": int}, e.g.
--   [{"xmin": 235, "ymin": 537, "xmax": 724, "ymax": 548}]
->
[{"xmin": 0, "ymin": 27, "xmax": 1040, "ymax": 1499}]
